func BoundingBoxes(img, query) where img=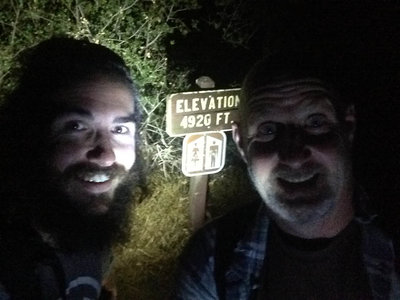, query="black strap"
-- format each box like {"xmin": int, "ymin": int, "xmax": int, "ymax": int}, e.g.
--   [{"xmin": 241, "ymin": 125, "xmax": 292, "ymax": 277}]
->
[
  {"xmin": 394, "ymin": 233, "xmax": 400, "ymax": 274},
  {"xmin": 0, "ymin": 225, "xmax": 67, "ymax": 299},
  {"xmin": 214, "ymin": 201, "xmax": 260, "ymax": 300},
  {"xmin": 38, "ymin": 251, "xmax": 68, "ymax": 300}
]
